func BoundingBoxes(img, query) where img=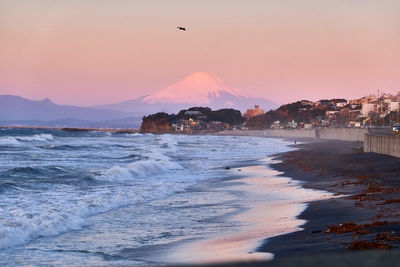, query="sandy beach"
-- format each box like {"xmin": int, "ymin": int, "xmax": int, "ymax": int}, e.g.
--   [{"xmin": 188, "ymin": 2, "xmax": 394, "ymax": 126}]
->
[
  {"xmin": 161, "ymin": 163, "xmax": 332, "ymax": 265},
  {"xmin": 246, "ymin": 140, "xmax": 398, "ymax": 263},
  {"xmin": 202, "ymin": 139, "xmax": 400, "ymax": 267}
]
